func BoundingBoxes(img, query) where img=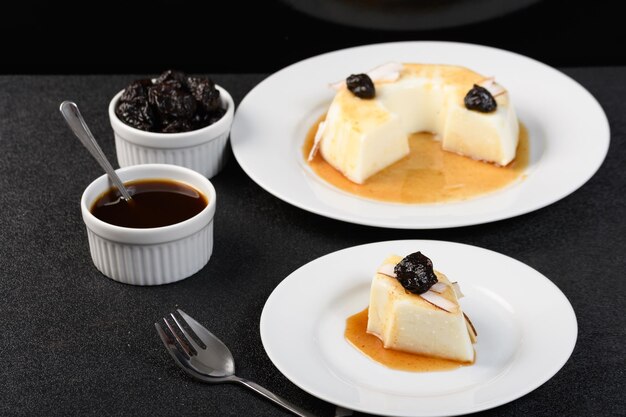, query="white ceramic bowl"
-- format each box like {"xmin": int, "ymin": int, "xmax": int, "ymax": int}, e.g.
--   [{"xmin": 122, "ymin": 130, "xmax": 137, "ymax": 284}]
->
[
  {"xmin": 109, "ymin": 85, "xmax": 234, "ymax": 178},
  {"xmin": 81, "ymin": 164, "xmax": 217, "ymax": 285}
]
